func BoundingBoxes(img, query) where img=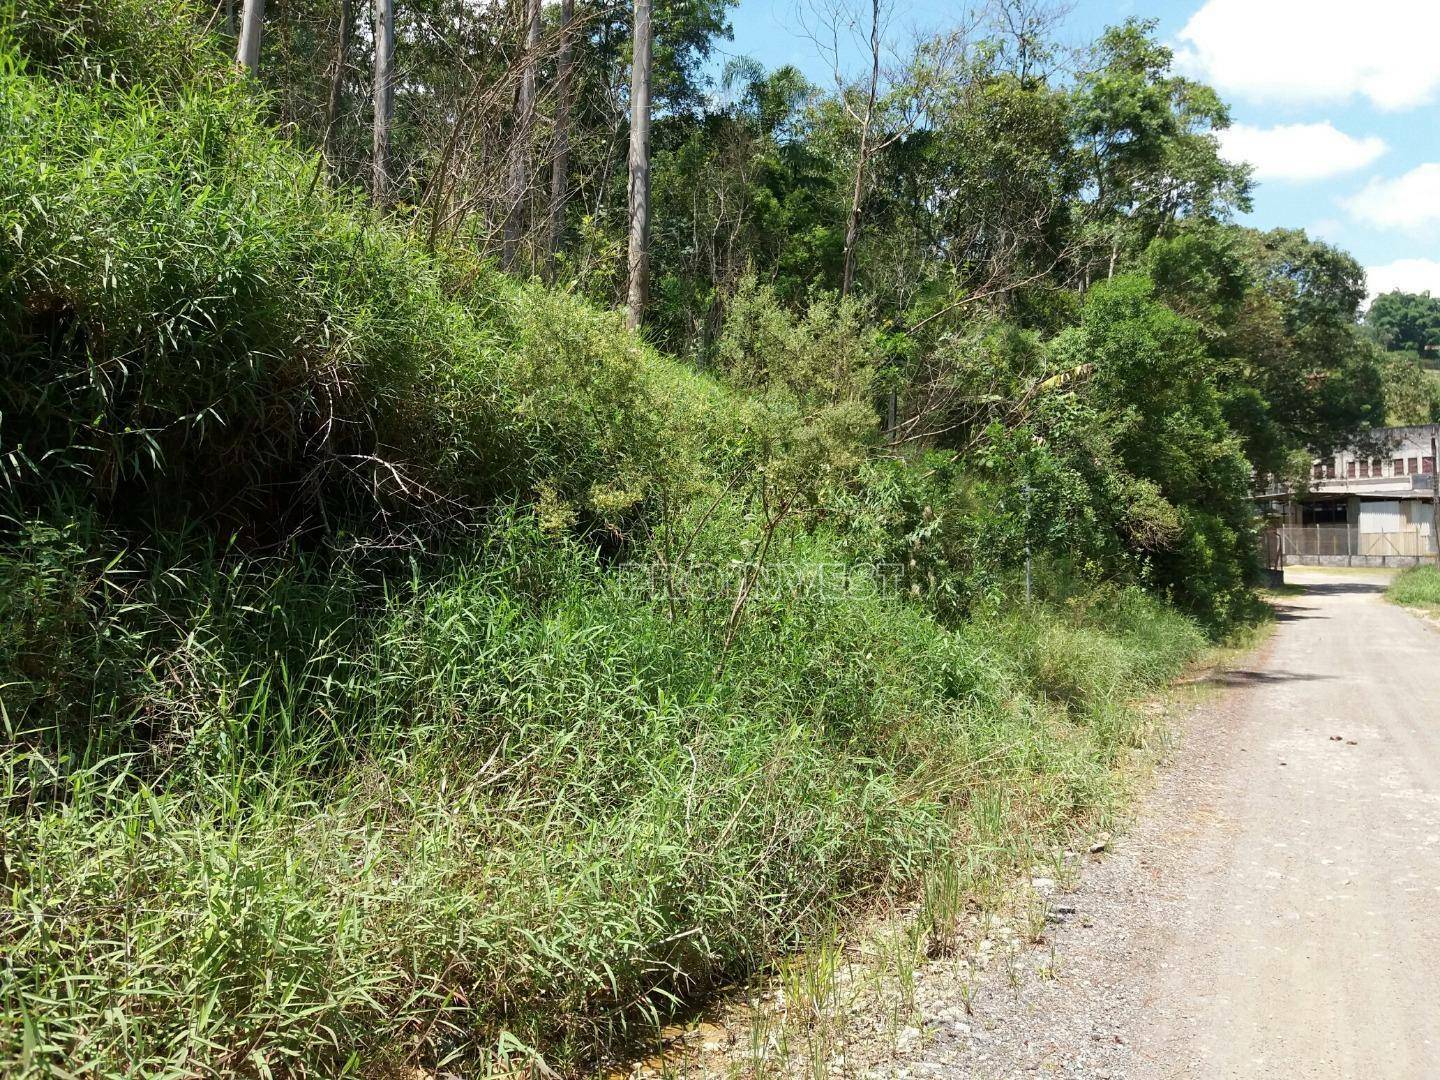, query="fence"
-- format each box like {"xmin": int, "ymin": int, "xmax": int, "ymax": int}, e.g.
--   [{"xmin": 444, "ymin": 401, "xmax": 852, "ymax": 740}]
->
[{"xmin": 1277, "ymin": 524, "xmax": 1436, "ymax": 562}]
